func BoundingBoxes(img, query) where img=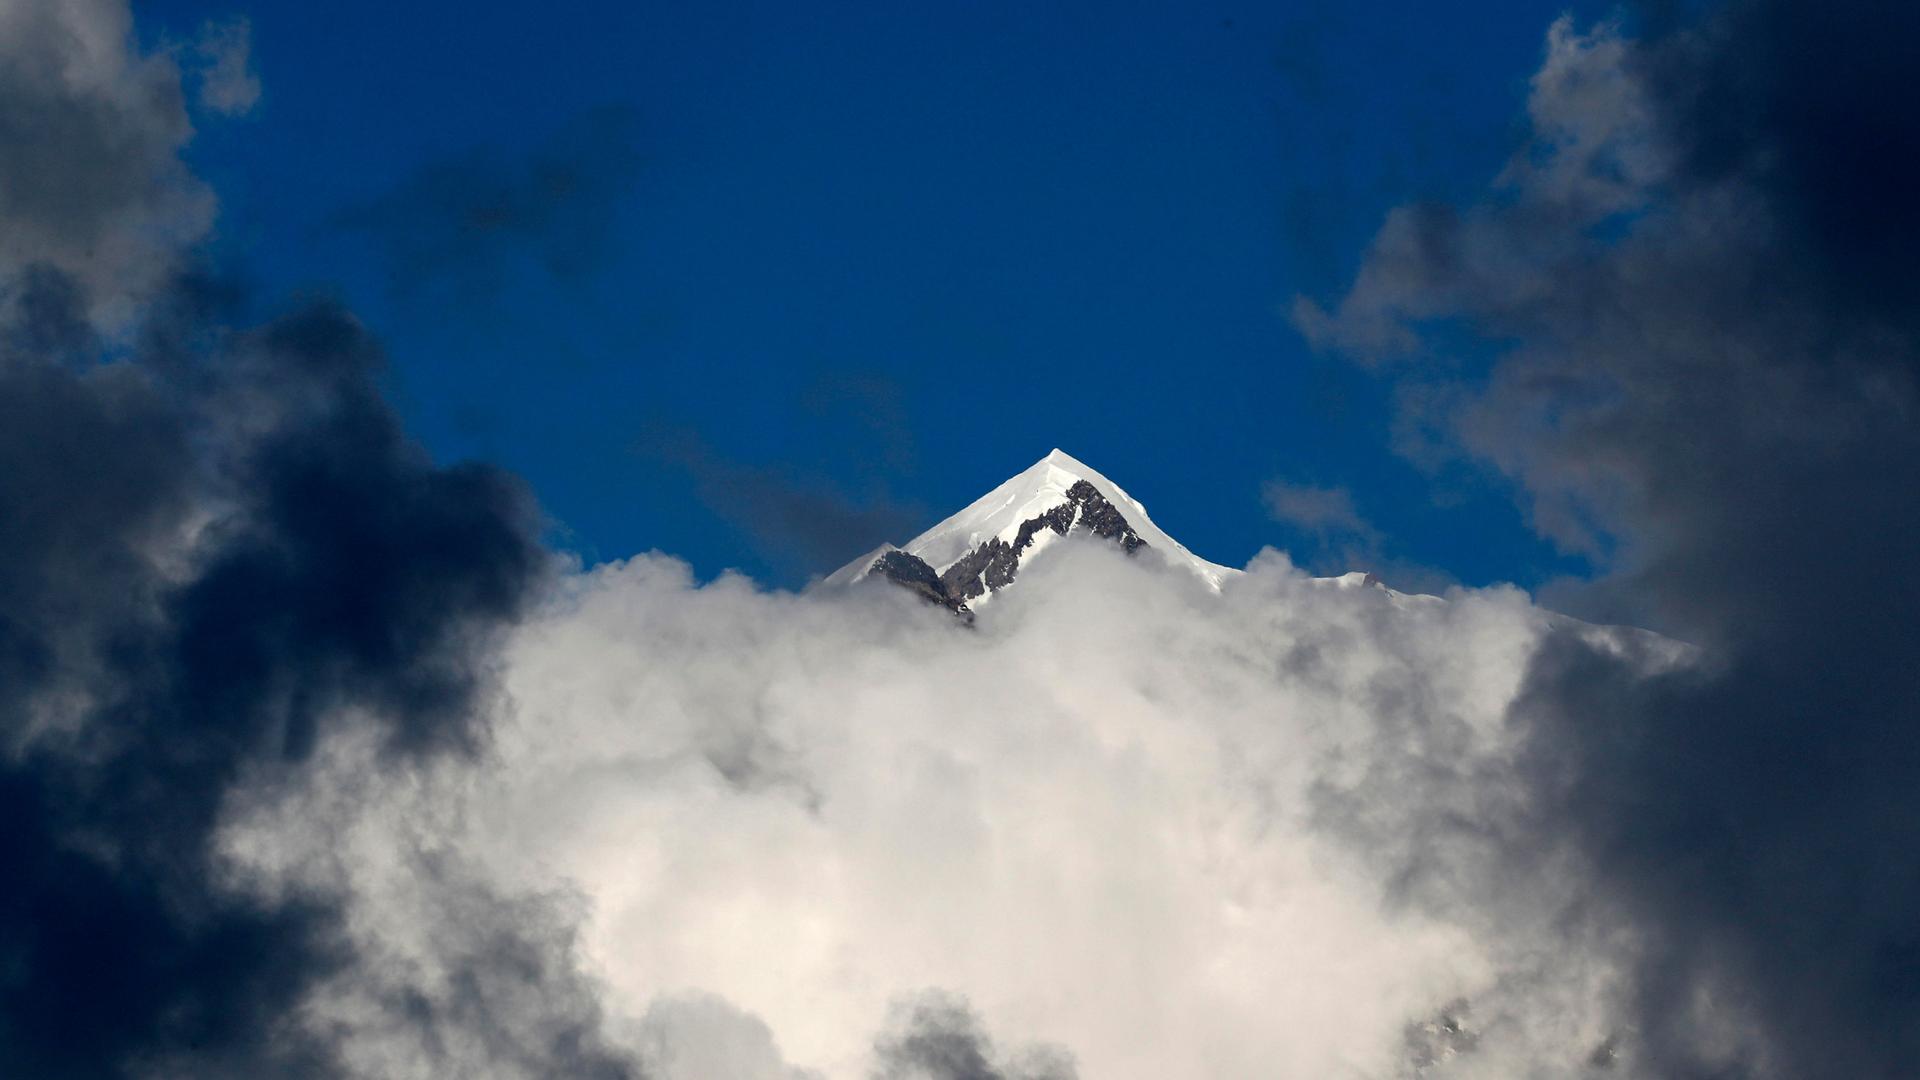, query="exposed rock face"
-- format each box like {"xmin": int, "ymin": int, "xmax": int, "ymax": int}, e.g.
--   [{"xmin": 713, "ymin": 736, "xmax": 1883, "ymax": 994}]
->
[
  {"xmin": 939, "ymin": 479, "xmax": 1144, "ymax": 601},
  {"xmin": 870, "ymin": 548, "xmax": 973, "ymax": 619},
  {"xmin": 866, "ymin": 479, "xmax": 1147, "ymax": 616},
  {"xmin": 1065, "ymin": 479, "xmax": 1148, "ymax": 550},
  {"xmin": 933, "ymin": 536, "xmax": 1020, "ymax": 603}
]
